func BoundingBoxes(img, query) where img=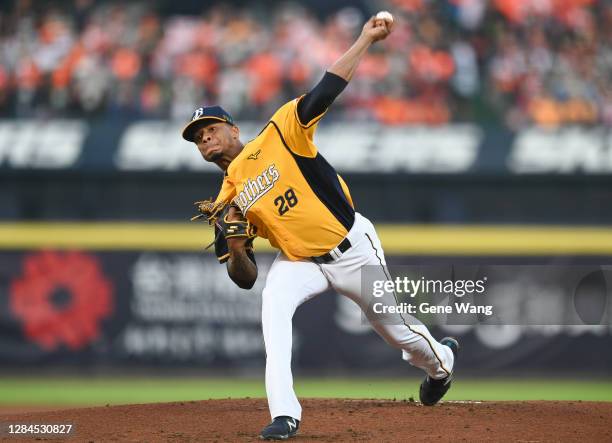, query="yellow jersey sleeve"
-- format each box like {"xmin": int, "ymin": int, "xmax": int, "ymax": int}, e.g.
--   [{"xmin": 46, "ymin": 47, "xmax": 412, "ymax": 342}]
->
[
  {"xmin": 270, "ymin": 96, "xmax": 327, "ymax": 158},
  {"xmin": 214, "ymin": 175, "xmax": 237, "ymax": 206}
]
